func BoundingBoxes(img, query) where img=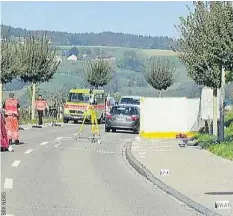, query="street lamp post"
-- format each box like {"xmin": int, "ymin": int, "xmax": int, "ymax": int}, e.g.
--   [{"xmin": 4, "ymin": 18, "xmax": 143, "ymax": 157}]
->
[
  {"xmin": 219, "ymin": 66, "xmax": 225, "ymax": 141},
  {"xmin": 219, "ymin": 49, "xmax": 233, "ymax": 141}
]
